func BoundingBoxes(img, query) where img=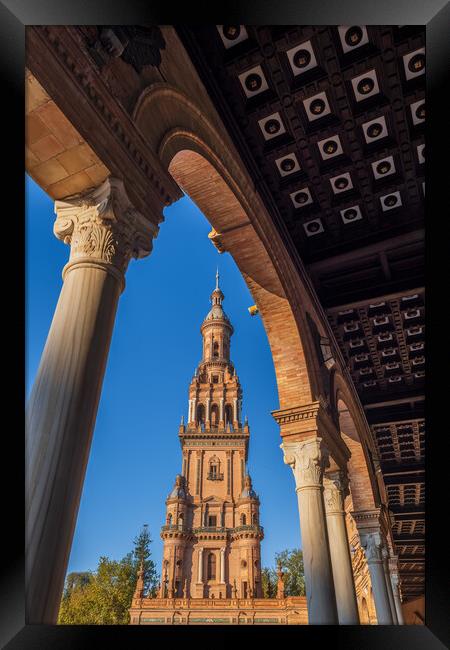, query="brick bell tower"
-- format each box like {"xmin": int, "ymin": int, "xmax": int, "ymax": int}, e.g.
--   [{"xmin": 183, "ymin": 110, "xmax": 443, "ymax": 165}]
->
[{"xmin": 159, "ymin": 271, "xmax": 264, "ymax": 600}]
